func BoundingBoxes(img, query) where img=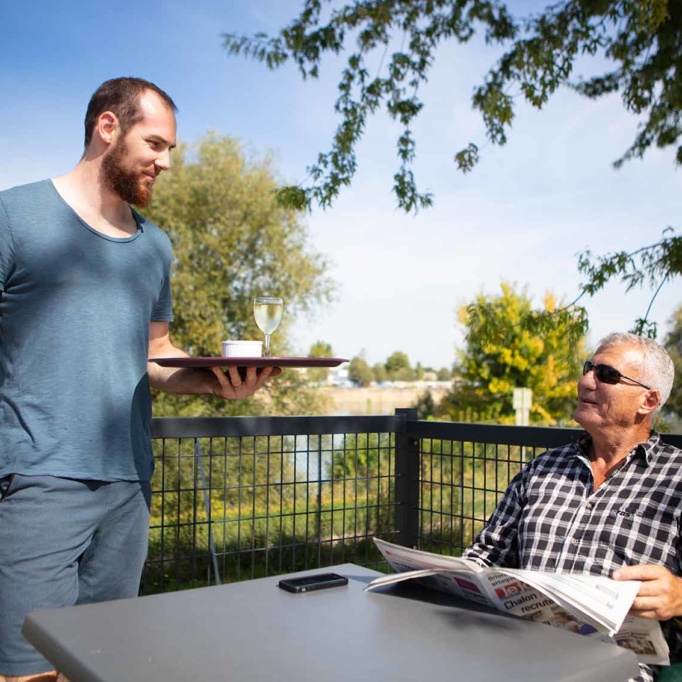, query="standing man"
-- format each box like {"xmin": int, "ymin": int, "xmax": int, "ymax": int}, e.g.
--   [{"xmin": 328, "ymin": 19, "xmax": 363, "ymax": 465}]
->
[
  {"xmin": 464, "ymin": 332, "xmax": 682, "ymax": 681},
  {"xmin": 0, "ymin": 77, "xmax": 277, "ymax": 682}
]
